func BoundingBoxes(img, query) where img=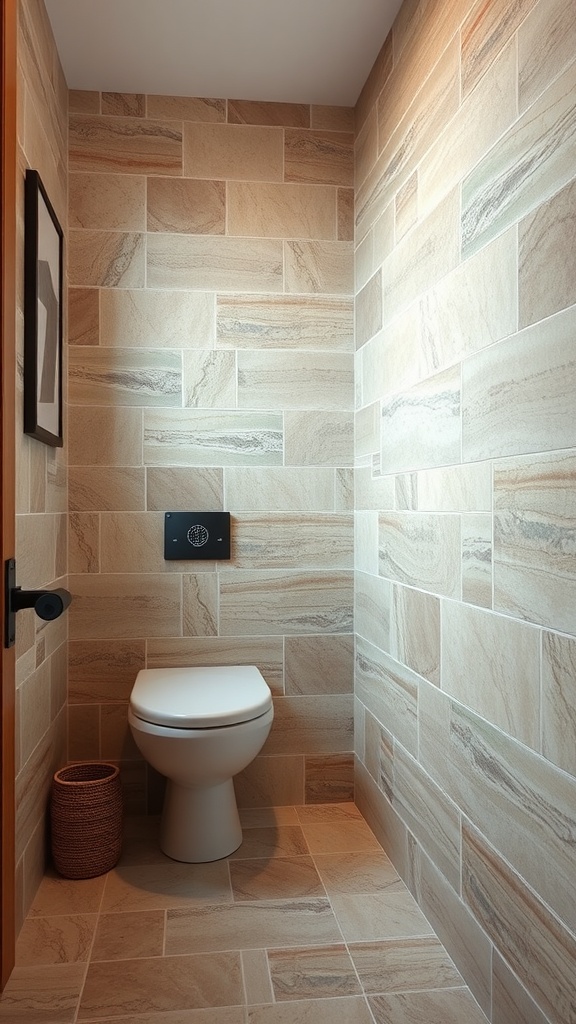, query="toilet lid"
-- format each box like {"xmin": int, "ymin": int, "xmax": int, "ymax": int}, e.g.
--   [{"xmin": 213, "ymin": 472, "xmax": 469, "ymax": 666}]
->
[{"xmin": 130, "ymin": 665, "xmax": 273, "ymax": 728}]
